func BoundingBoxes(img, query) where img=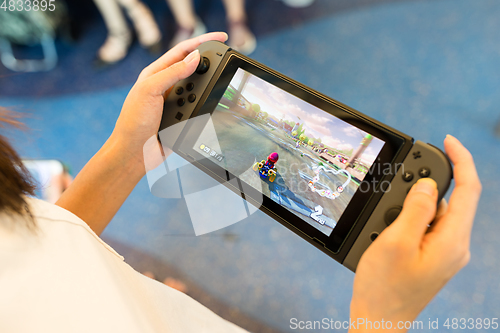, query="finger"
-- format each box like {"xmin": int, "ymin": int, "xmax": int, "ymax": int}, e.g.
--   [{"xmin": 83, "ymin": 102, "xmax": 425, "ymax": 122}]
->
[
  {"xmin": 390, "ymin": 178, "xmax": 439, "ymax": 246},
  {"xmin": 143, "ymin": 49, "xmax": 200, "ymax": 96},
  {"xmin": 139, "ymin": 32, "xmax": 228, "ymax": 80},
  {"xmin": 439, "ymin": 135, "xmax": 481, "ymax": 238}
]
